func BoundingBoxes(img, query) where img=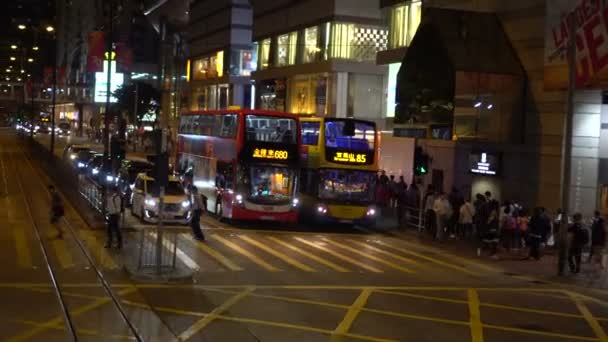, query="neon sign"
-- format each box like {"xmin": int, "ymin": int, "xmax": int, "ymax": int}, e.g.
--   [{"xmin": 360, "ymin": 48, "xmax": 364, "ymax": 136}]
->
[
  {"xmin": 253, "ymin": 148, "xmax": 289, "ymax": 160},
  {"xmin": 332, "ymin": 151, "xmax": 367, "ymax": 164}
]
